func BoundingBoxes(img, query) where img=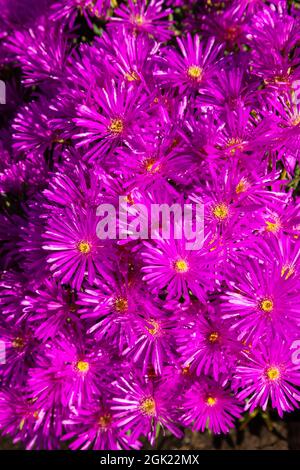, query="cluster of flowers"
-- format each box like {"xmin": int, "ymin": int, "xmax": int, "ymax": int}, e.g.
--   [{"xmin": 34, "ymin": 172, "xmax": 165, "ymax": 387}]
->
[{"xmin": 1, "ymin": 0, "xmax": 300, "ymax": 450}]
